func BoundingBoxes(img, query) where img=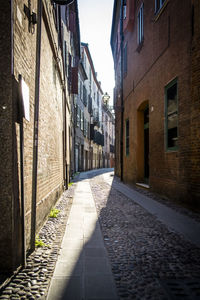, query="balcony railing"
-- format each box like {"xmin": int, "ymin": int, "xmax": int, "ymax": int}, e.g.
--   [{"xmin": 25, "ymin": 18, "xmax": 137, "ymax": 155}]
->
[{"xmin": 94, "ymin": 130, "xmax": 104, "ymax": 146}]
